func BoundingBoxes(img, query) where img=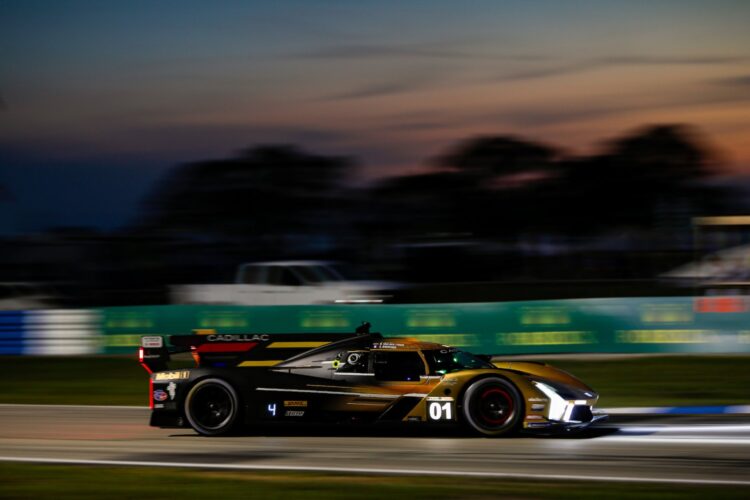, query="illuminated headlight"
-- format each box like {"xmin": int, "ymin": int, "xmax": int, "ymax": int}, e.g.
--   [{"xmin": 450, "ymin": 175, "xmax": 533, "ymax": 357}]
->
[{"xmin": 533, "ymin": 381, "xmax": 567, "ymax": 421}]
